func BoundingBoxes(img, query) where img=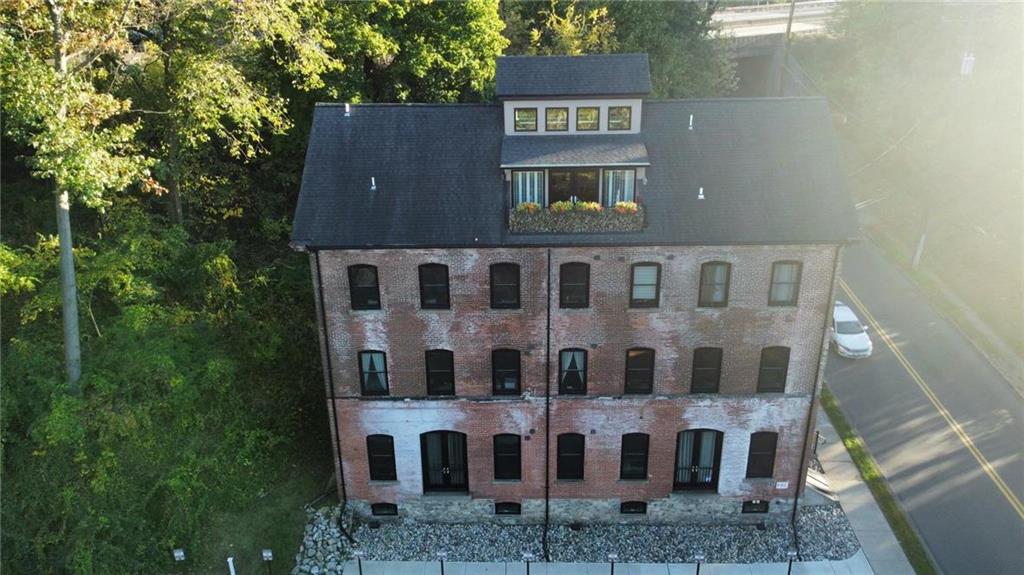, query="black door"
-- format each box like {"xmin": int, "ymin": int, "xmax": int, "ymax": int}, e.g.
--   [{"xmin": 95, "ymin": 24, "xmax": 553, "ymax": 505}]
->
[
  {"xmin": 674, "ymin": 429, "xmax": 723, "ymax": 491},
  {"xmin": 548, "ymin": 169, "xmax": 599, "ymax": 204},
  {"xmin": 420, "ymin": 431, "xmax": 468, "ymax": 492}
]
